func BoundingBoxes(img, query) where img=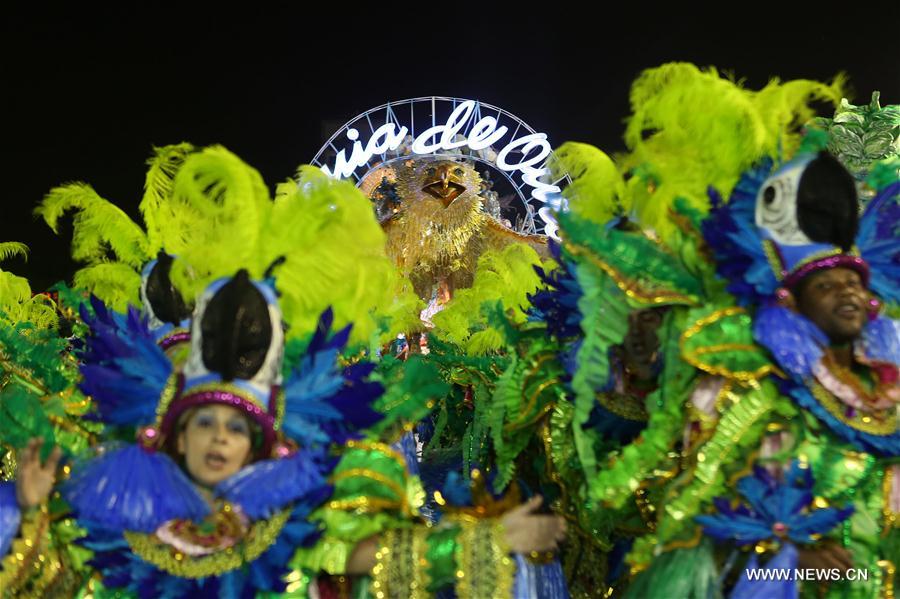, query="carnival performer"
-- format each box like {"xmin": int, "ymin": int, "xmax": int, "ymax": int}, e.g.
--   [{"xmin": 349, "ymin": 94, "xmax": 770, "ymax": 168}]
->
[
  {"xmin": 579, "ymin": 64, "xmax": 900, "ymax": 599},
  {"xmin": 0, "ymin": 242, "xmax": 98, "ymax": 596},
  {"xmin": 314, "ymin": 110, "xmax": 577, "ymax": 596},
  {"xmin": 29, "ymin": 145, "xmax": 565, "ymax": 598}
]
